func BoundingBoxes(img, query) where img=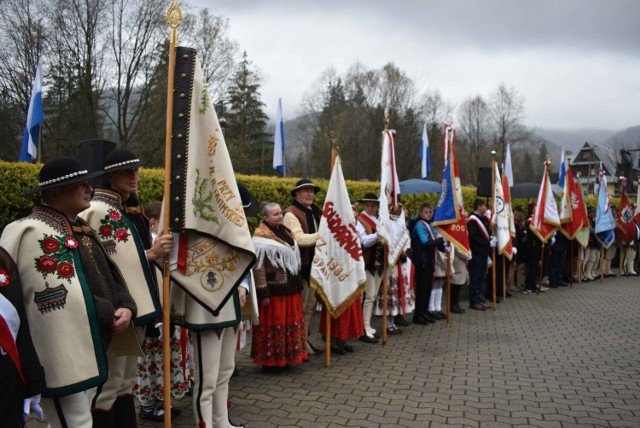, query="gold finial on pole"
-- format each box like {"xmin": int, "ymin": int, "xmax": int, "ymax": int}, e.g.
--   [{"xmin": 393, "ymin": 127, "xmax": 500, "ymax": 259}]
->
[
  {"xmin": 166, "ymin": 0, "xmax": 183, "ymax": 37},
  {"xmin": 383, "ymin": 108, "xmax": 389, "ymax": 131}
]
